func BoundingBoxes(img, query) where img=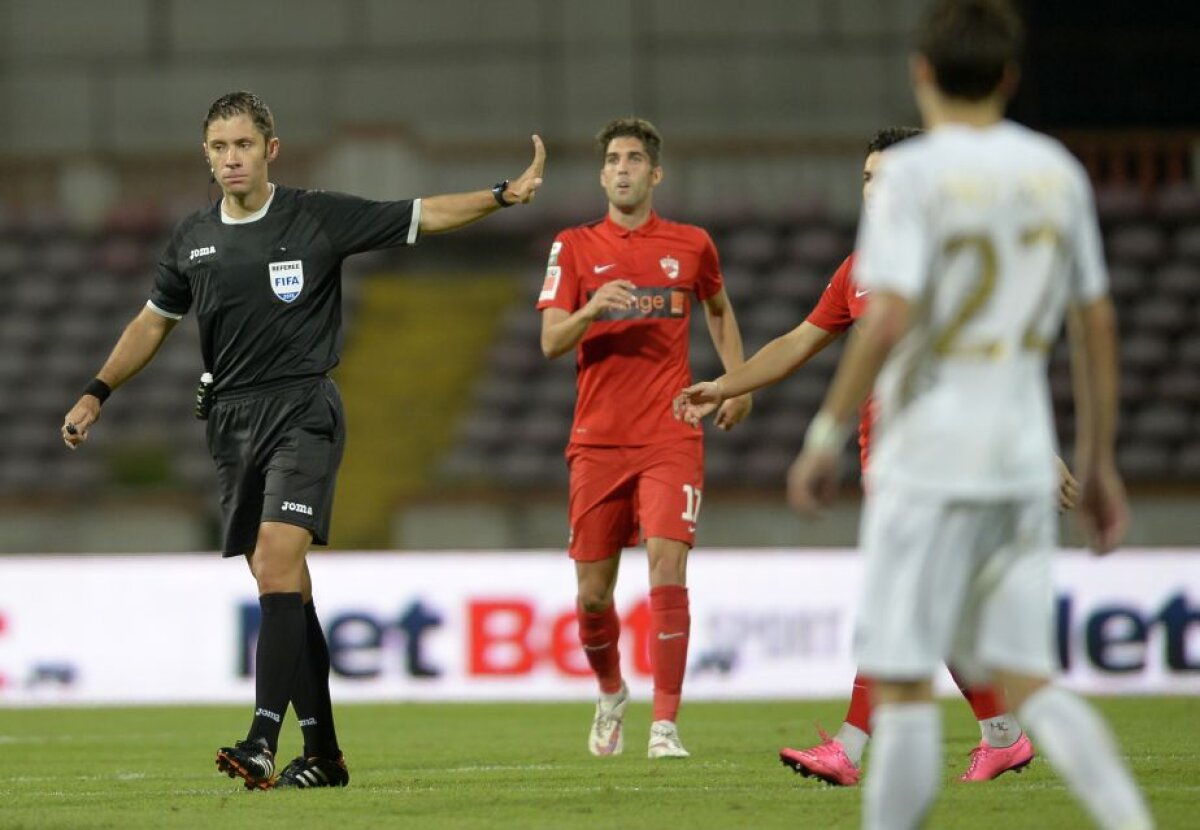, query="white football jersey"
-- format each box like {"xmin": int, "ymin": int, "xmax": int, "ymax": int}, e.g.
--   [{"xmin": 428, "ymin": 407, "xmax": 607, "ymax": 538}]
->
[{"xmin": 854, "ymin": 120, "xmax": 1108, "ymax": 498}]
